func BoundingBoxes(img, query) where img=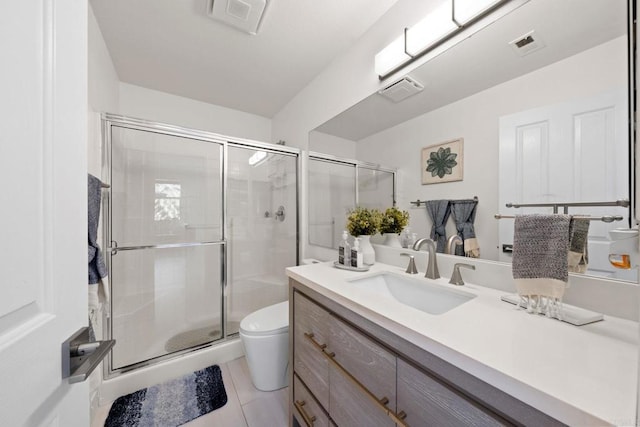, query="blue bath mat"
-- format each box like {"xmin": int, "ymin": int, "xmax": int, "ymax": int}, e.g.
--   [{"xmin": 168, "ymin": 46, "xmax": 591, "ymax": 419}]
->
[{"xmin": 104, "ymin": 365, "xmax": 227, "ymax": 427}]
